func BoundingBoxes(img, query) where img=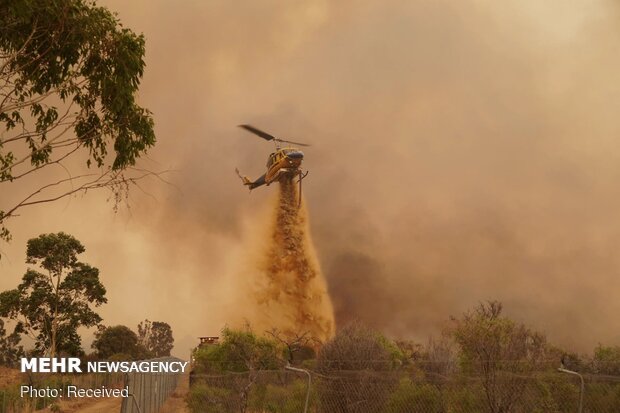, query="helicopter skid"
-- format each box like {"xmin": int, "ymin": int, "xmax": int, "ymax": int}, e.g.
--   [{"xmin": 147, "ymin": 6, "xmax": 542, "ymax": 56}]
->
[{"xmin": 267, "ymin": 168, "xmax": 300, "ymax": 185}]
